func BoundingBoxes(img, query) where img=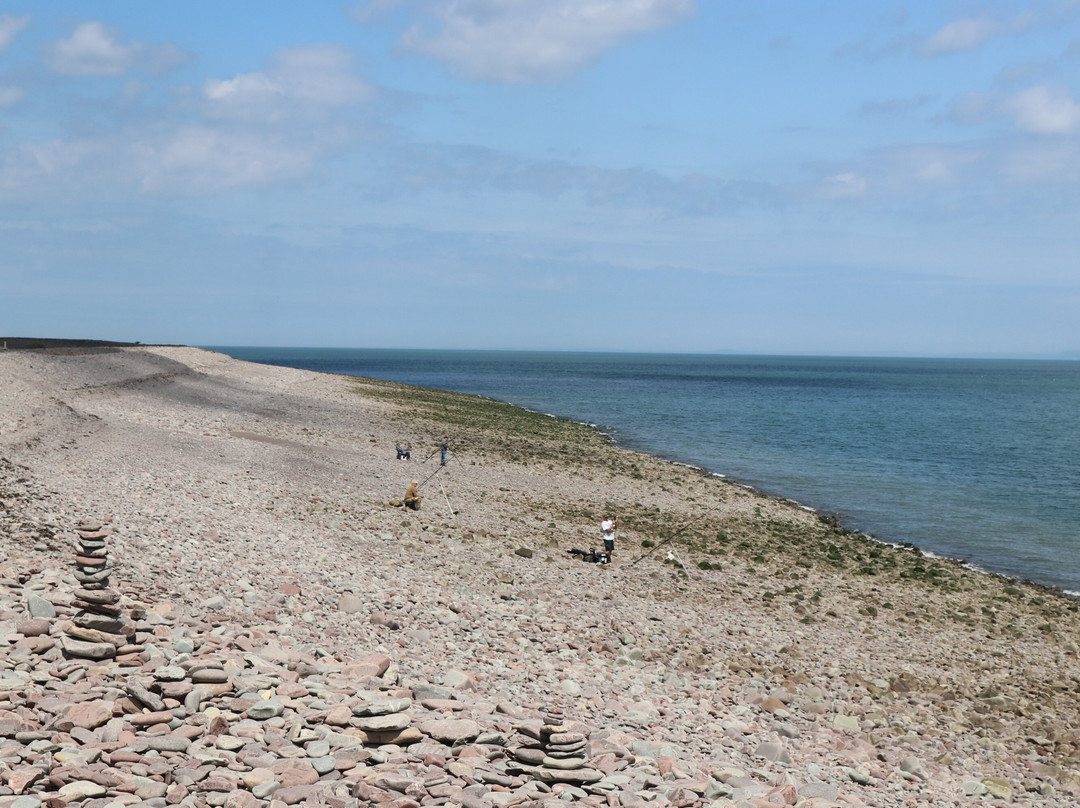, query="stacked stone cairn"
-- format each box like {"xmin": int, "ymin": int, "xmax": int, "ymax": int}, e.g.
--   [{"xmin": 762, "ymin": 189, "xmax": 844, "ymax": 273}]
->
[
  {"xmin": 350, "ymin": 696, "xmax": 422, "ymax": 746},
  {"xmin": 60, "ymin": 520, "xmax": 133, "ymax": 660},
  {"xmin": 510, "ymin": 707, "xmax": 602, "ymax": 785}
]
